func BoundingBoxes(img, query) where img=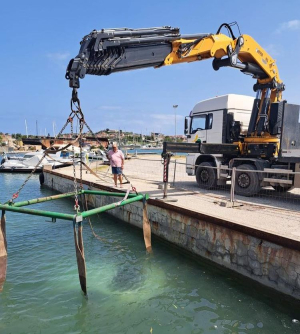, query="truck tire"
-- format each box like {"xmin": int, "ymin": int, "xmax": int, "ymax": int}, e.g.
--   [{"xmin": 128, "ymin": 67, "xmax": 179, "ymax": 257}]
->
[
  {"xmin": 196, "ymin": 162, "xmax": 217, "ymax": 189},
  {"xmin": 235, "ymin": 164, "xmax": 260, "ymax": 196}
]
